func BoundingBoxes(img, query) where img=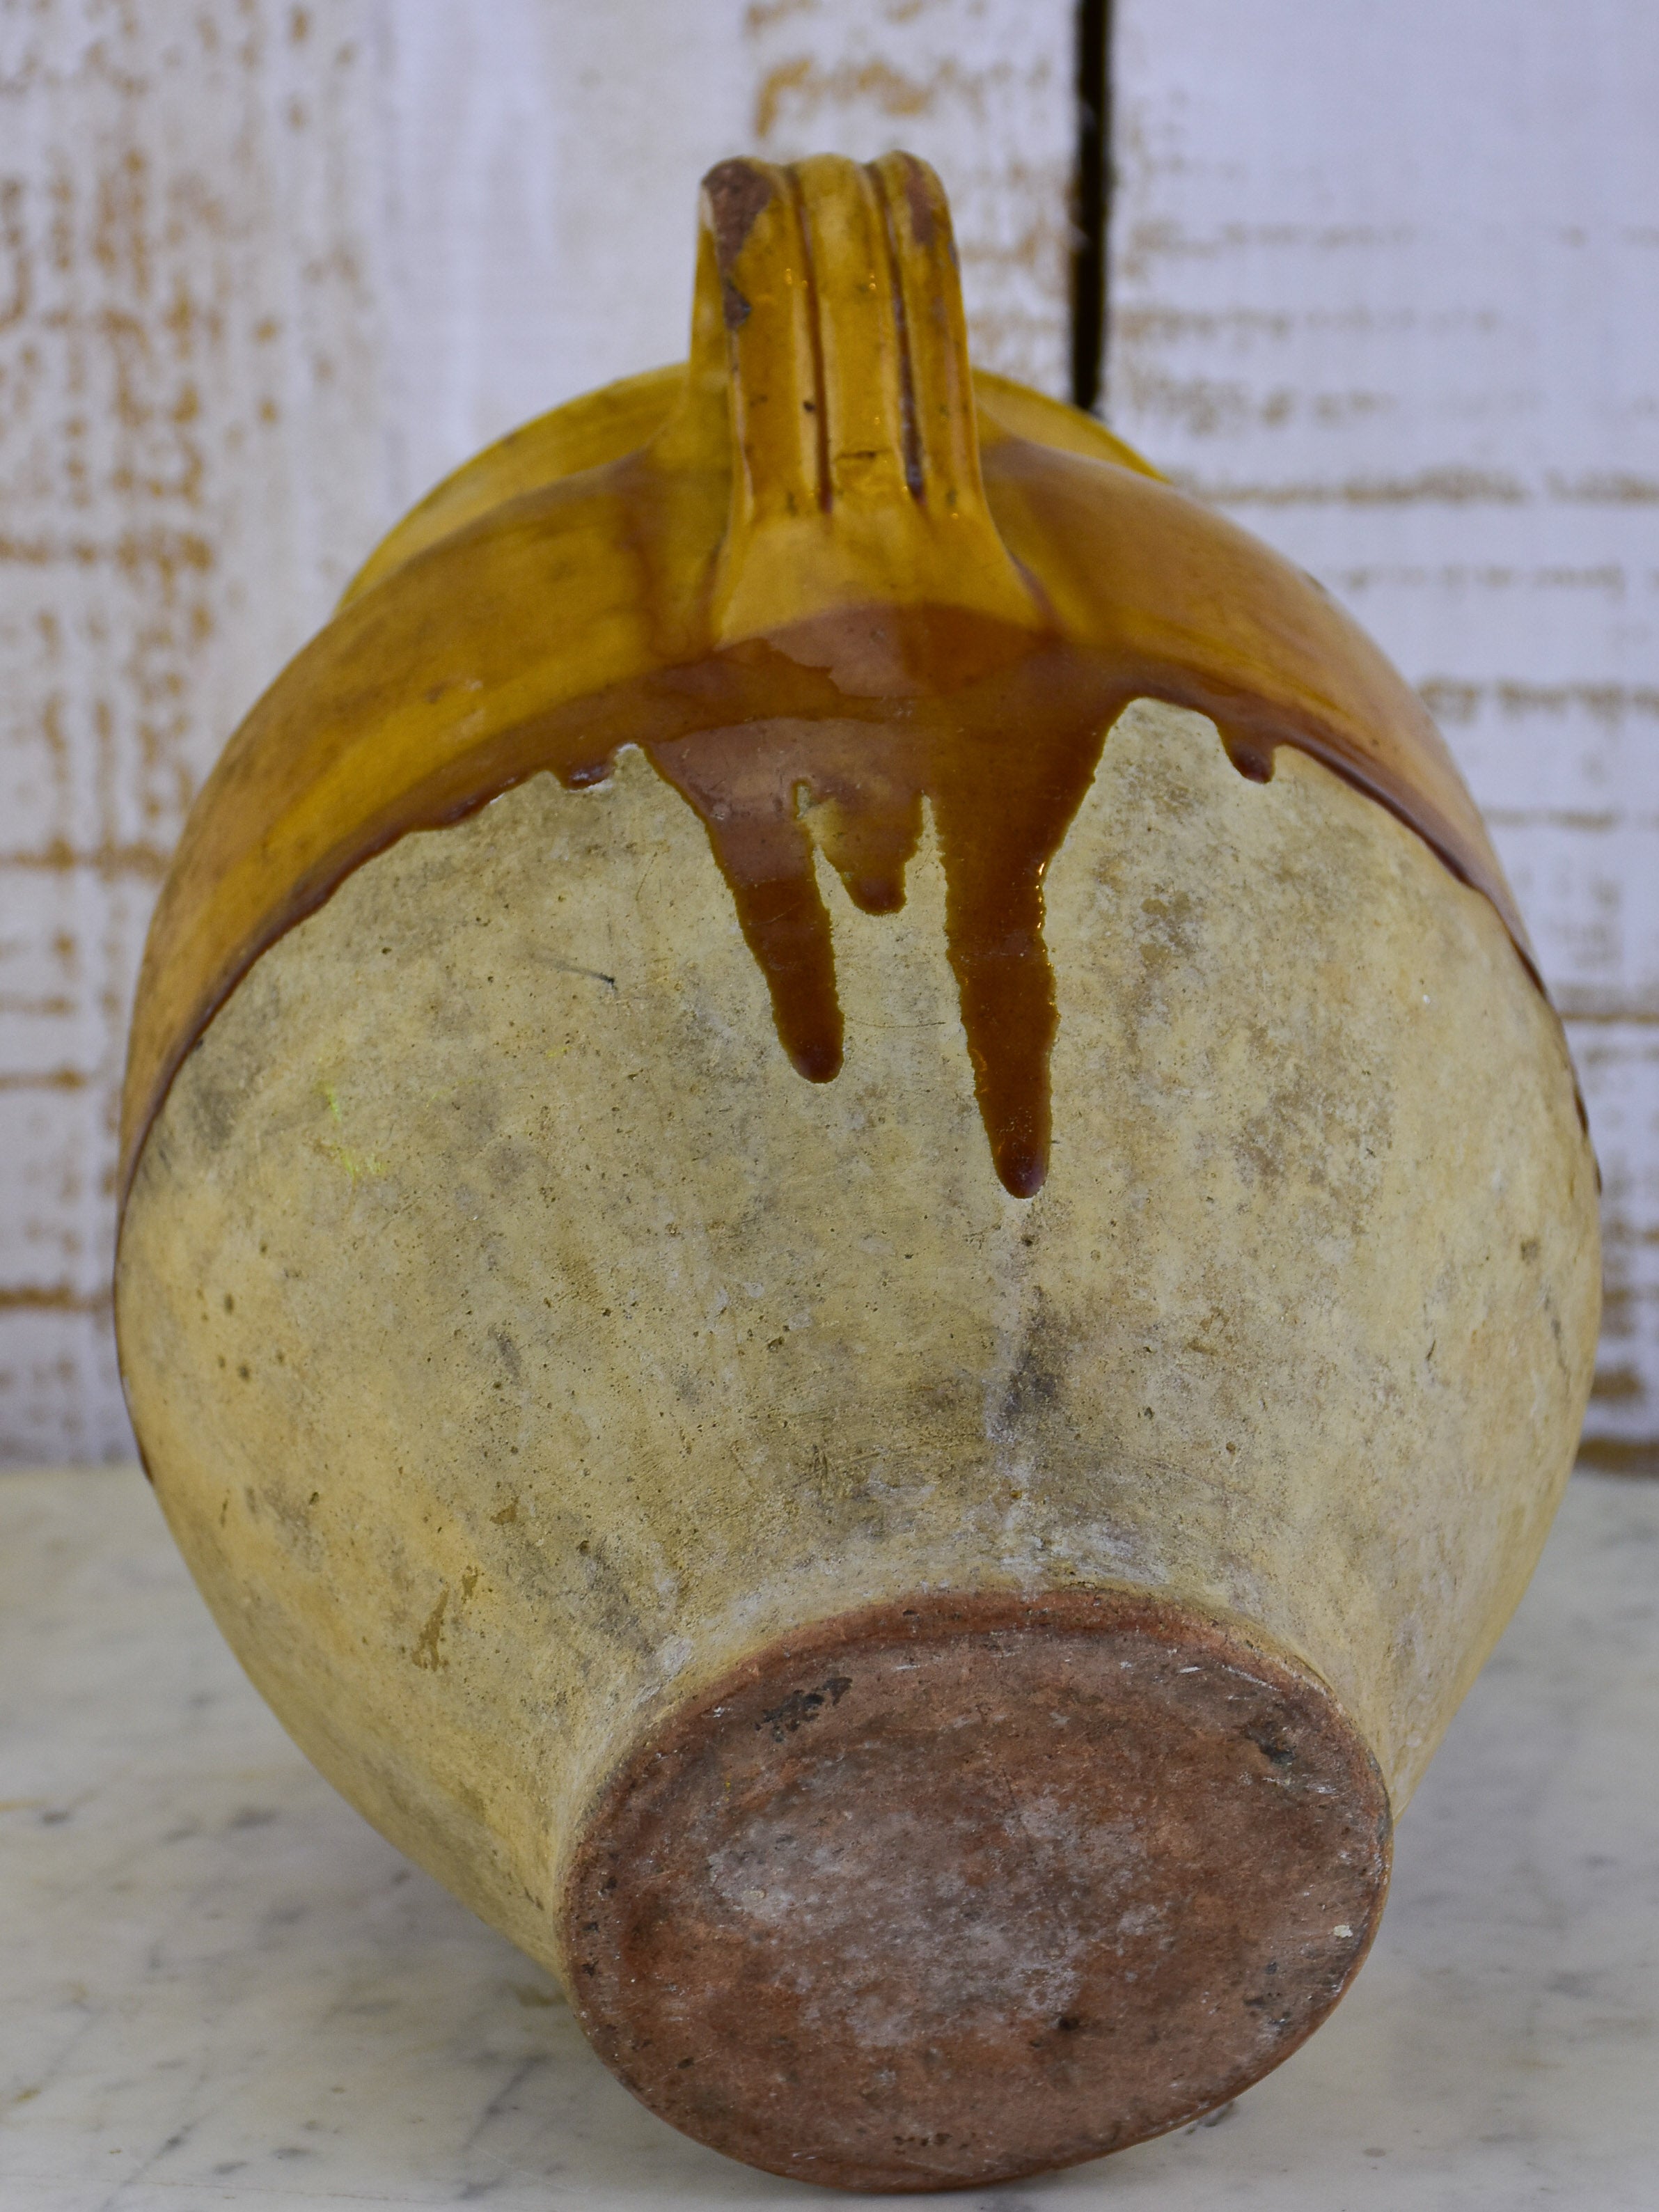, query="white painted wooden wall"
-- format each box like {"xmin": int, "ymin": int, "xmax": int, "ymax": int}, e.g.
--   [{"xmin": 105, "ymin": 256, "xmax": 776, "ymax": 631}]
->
[
  {"xmin": 0, "ymin": 0, "xmax": 1076, "ymax": 1459},
  {"xmin": 1108, "ymin": 0, "xmax": 1659, "ymax": 1465},
  {"xmin": 1, "ymin": 0, "xmax": 1654, "ymax": 1464}
]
